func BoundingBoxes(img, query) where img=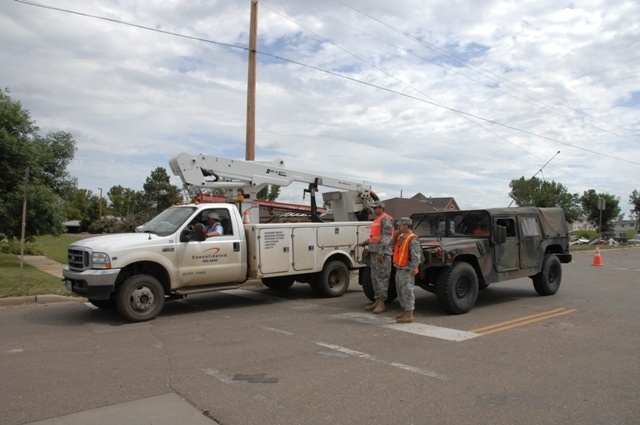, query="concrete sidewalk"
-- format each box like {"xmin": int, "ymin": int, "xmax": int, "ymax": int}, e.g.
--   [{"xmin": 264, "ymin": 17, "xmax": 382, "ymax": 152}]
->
[{"xmin": 19, "ymin": 255, "xmax": 65, "ymax": 278}]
